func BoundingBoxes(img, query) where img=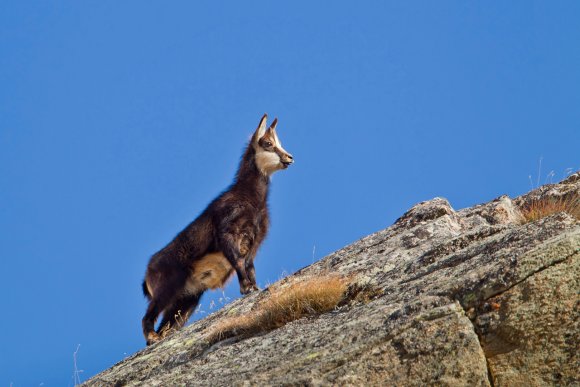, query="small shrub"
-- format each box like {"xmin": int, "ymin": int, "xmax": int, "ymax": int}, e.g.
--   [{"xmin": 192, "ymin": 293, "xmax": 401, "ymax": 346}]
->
[
  {"xmin": 206, "ymin": 275, "xmax": 348, "ymax": 344},
  {"xmin": 520, "ymin": 194, "xmax": 580, "ymax": 223}
]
